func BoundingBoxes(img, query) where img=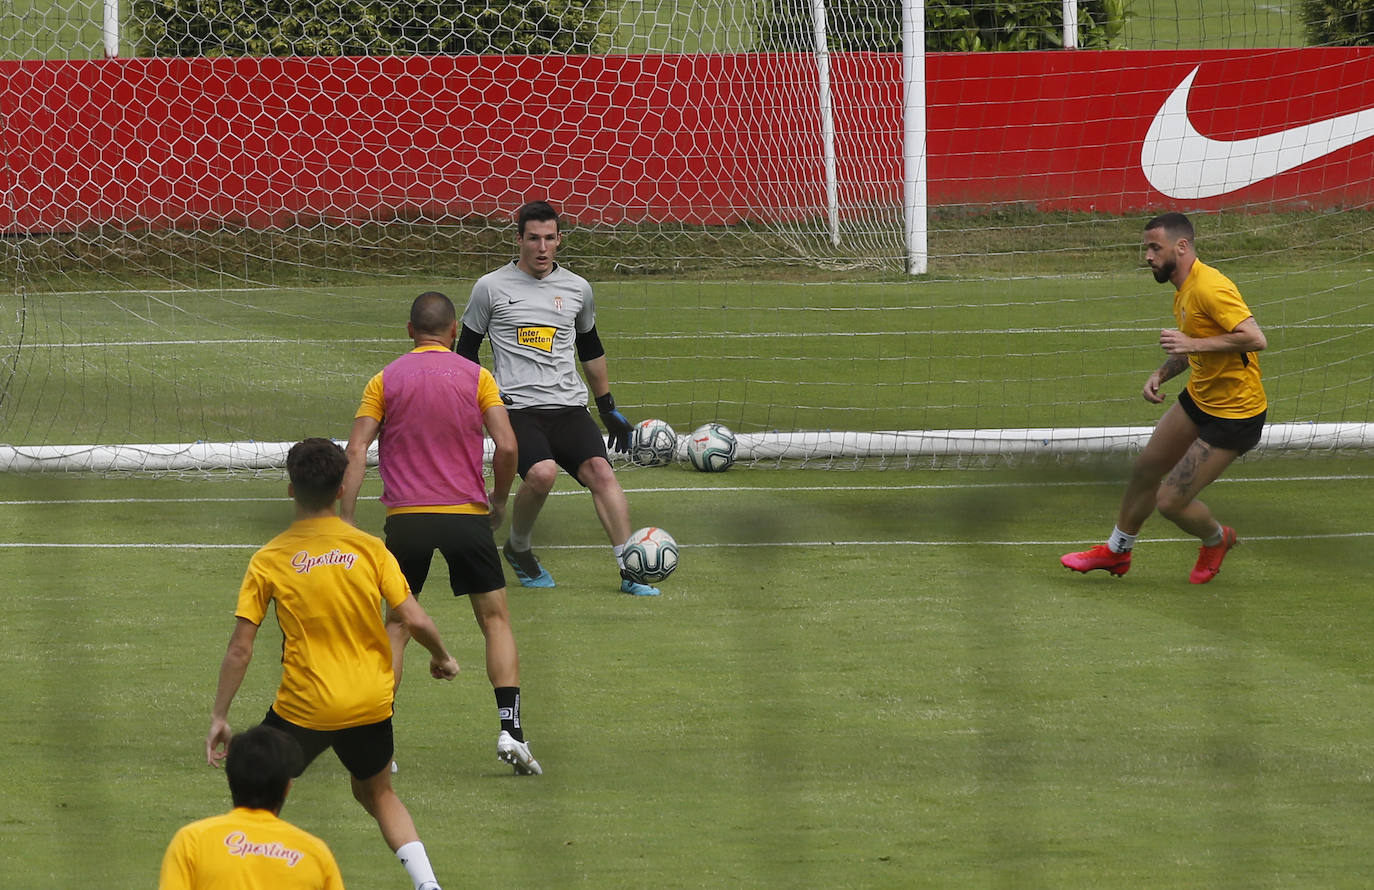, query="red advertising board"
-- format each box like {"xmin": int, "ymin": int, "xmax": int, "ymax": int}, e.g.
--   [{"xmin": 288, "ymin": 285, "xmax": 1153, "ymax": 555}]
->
[
  {"xmin": 2, "ymin": 49, "xmax": 1372, "ymax": 232},
  {"xmin": 924, "ymin": 49, "xmax": 1374, "ymax": 211}
]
